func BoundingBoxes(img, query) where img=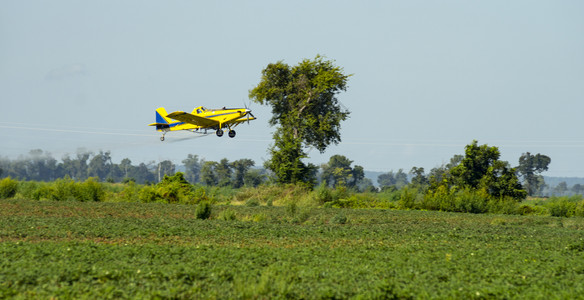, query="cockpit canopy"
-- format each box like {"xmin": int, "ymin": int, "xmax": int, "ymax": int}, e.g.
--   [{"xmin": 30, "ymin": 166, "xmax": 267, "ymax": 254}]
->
[{"xmin": 194, "ymin": 106, "xmax": 207, "ymax": 114}]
